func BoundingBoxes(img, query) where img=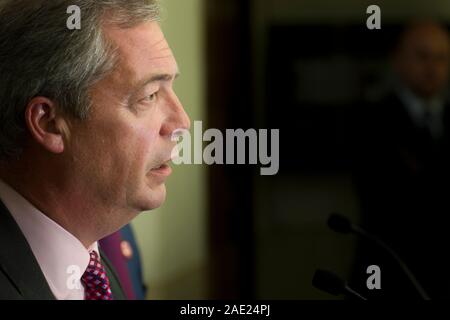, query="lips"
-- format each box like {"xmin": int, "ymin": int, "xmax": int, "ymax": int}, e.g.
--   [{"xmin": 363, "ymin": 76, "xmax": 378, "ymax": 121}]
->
[
  {"xmin": 149, "ymin": 159, "xmax": 173, "ymax": 177},
  {"xmin": 150, "ymin": 158, "xmax": 171, "ymax": 170},
  {"xmin": 152, "ymin": 163, "xmax": 166, "ymax": 170}
]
